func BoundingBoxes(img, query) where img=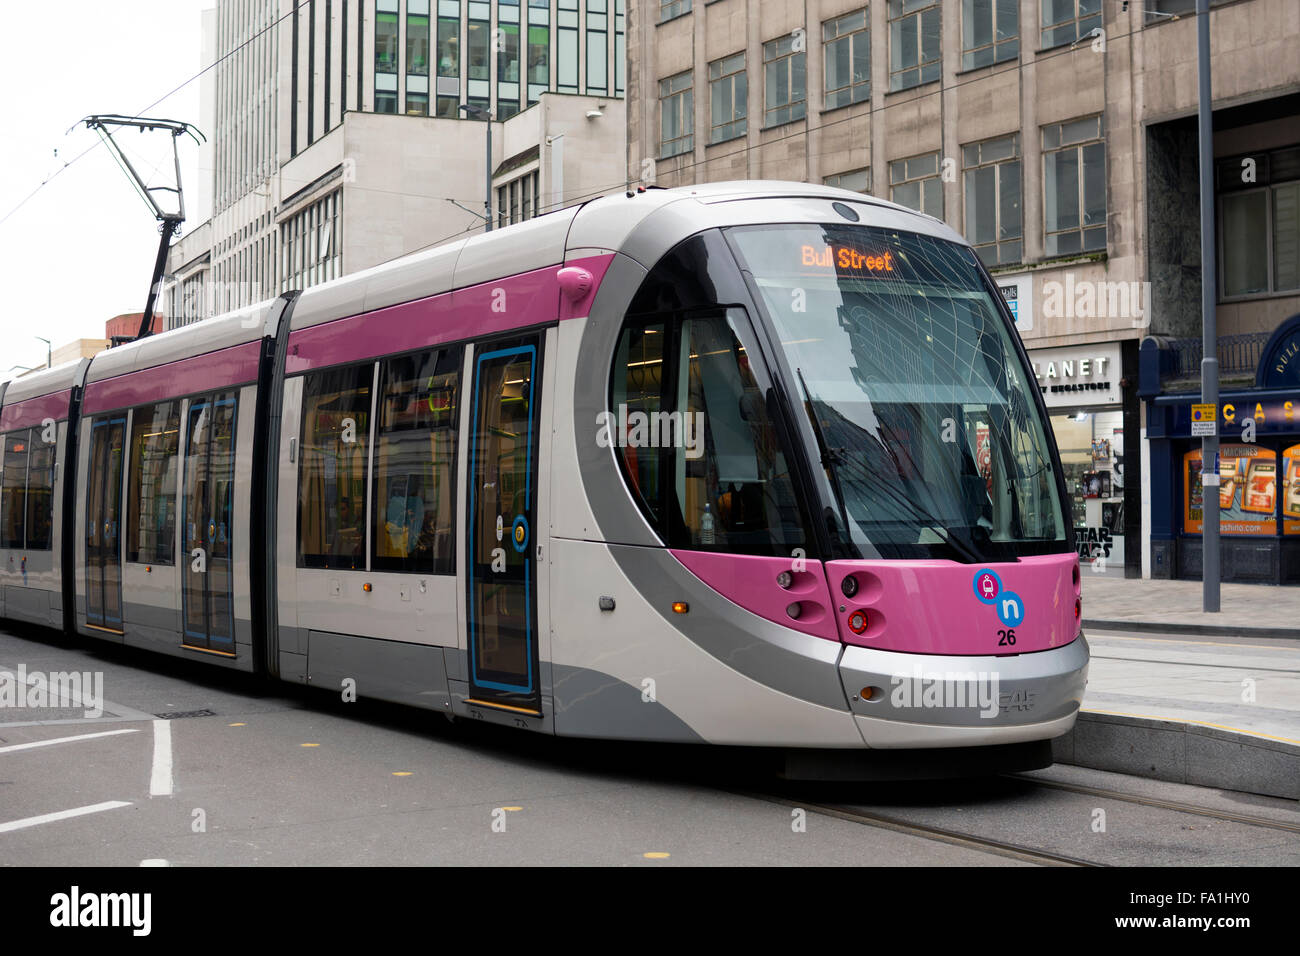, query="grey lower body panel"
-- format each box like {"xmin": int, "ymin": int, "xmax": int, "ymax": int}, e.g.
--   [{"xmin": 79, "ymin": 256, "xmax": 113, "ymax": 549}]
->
[{"xmin": 306, "ymin": 631, "xmax": 451, "ymax": 713}]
